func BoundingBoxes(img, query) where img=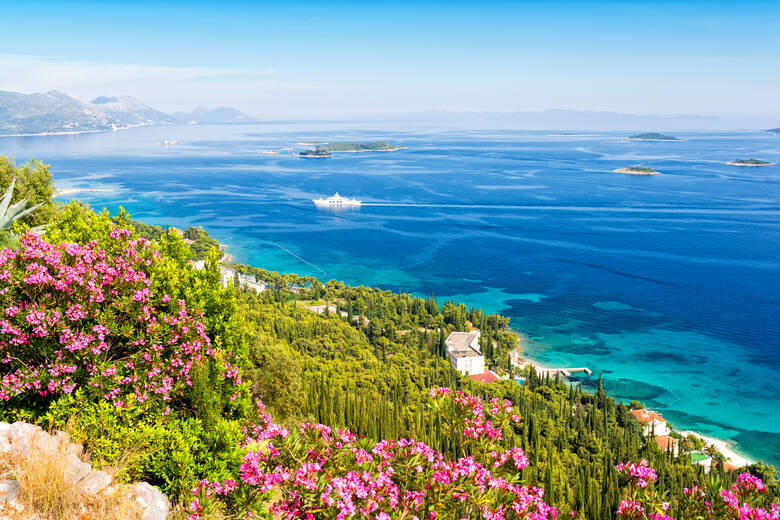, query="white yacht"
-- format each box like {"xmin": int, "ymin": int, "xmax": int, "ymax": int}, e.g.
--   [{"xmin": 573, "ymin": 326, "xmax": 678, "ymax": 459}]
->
[{"xmin": 312, "ymin": 193, "xmax": 361, "ymax": 207}]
